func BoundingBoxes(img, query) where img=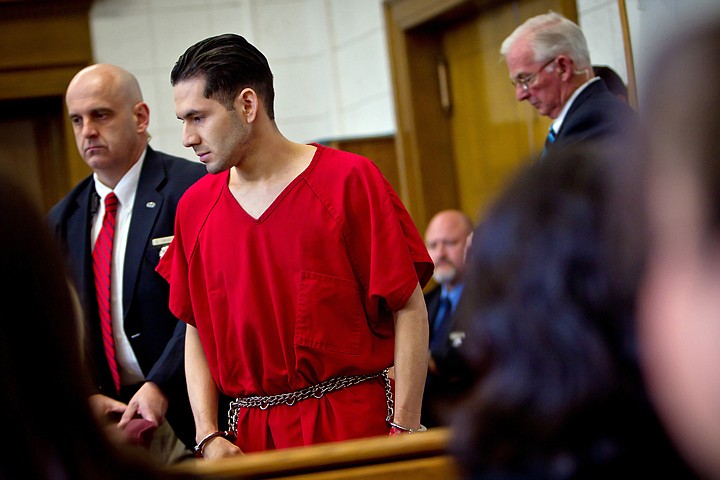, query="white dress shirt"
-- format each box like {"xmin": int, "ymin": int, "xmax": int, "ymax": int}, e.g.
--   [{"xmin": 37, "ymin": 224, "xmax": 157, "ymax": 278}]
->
[{"xmin": 549, "ymin": 77, "xmax": 601, "ymax": 138}]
